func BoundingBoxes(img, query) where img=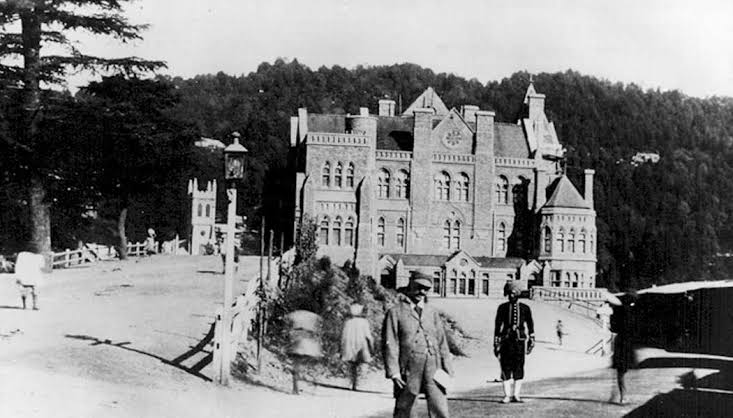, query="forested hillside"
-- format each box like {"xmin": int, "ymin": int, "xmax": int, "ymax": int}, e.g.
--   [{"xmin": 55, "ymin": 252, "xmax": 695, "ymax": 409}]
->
[
  {"xmin": 3, "ymin": 59, "xmax": 733, "ymax": 291},
  {"xmin": 169, "ymin": 60, "xmax": 733, "ymax": 291}
]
